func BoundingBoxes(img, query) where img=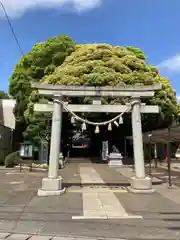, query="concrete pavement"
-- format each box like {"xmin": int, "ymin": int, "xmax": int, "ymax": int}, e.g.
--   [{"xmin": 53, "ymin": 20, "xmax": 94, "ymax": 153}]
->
[
  {"xmin": 0, "ymin": 232, "xmax": 128, "ymax": 240},
  {"xmin": 0, "ymin": 163, "xmax": 180, "ymax": 239}
]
